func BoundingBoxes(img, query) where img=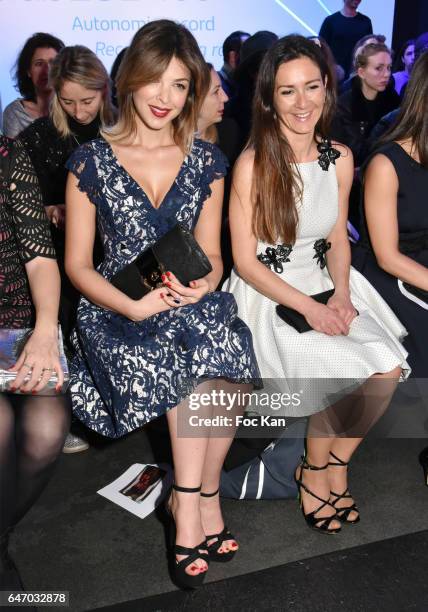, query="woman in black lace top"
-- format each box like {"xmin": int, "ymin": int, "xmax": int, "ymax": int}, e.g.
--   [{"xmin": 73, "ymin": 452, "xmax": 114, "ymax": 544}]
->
[{"xmin": 0, "ymin": 135, "xmax": 69, "ymax": 590}]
